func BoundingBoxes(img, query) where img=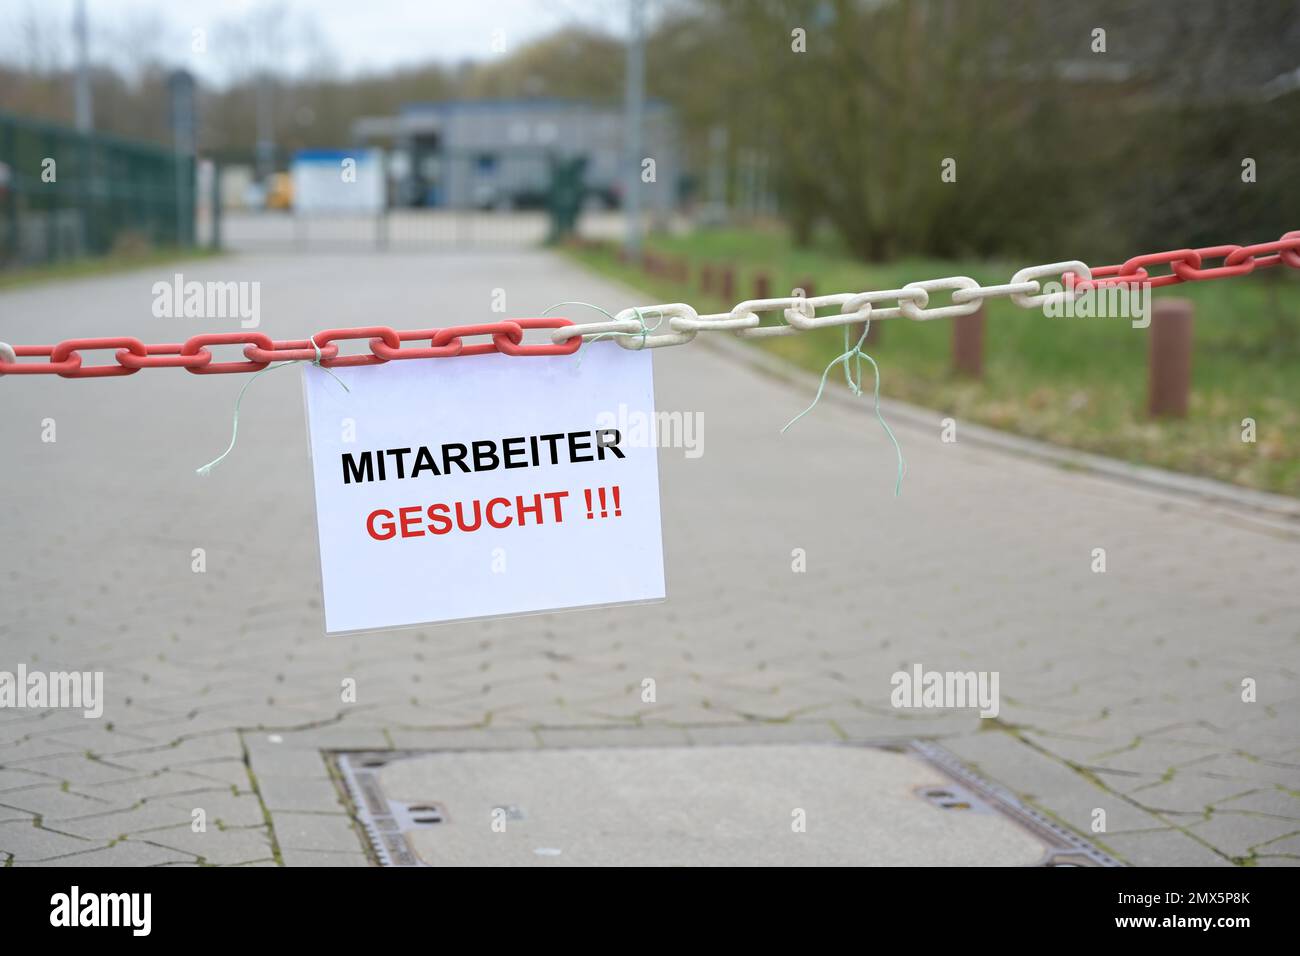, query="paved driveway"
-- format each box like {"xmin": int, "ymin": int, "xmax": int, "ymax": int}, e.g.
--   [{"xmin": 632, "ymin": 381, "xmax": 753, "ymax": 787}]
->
[{"xmin": 1, "ymin": 250, "xmax": 1296, "ymax": 866}]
